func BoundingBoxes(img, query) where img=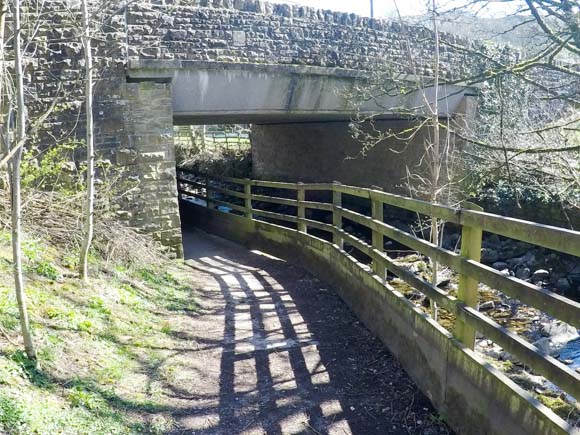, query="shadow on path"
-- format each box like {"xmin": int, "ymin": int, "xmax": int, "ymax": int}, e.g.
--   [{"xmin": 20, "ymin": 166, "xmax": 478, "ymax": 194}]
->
[{"xmin": 178, "ymin": 229, "xmax": 452, "ymax": 434}]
